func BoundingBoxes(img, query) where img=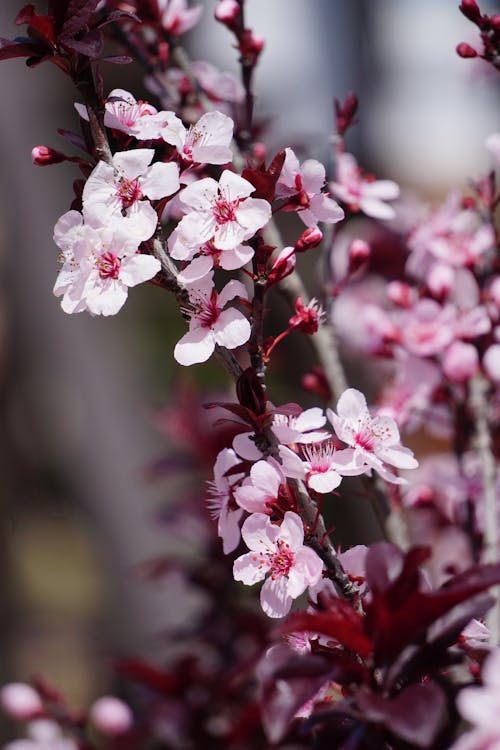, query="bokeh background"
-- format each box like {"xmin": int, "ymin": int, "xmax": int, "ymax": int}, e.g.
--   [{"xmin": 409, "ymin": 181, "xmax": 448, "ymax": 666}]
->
[{"xmin": 0, "ymin": 0, "xmax": 498, "ymax": 727}]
